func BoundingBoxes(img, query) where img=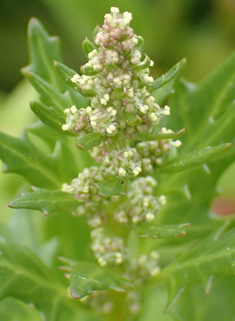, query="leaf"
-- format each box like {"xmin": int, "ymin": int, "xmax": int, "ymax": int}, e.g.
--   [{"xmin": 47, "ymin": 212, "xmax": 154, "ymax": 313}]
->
[
  {"xmin": 0, "ymin": 240, "xmax": 62, "ymax": 319},
  {"xmin": 0, "ymin": 131, "xmax": 62, "ymax": 188},
  {"xmin": 147, "ymin": 58, "xmax": 186, "ymax": 91},
  {"xmin": 77, "ymin": 132, "xmax": 104, "ymax": 150},
  {"xmin": 58, "ymin": 258, "xmax": 131, "ymax": 299},
  {"xmin": 149, "ymin": 58, "xmax": 186, "ymax": 104},
  {"xmin": 82, "ymin": 38, "xmax": 97, "ymax": 58},
  {"xmin": 94, "ymin": 177, "xmax": 126, "ymax": 197},
  {"xmin": 133, "ymin": 127, "xmax": 185, "ymax": 142},
  {"xmin": 54, "ymin": 60, "xmax": 78, "ymax": 89},
  {"xmin": 162, "ymin": 222, "xmax": 235, "ymax": 312},
  {"xmin": 22, "ymin": 18, "xmax": 89, "ymax": 117},
  {"xmin": 0, "ymin": 240, "xmax": 92, "ymax": 321},
  {"xmin": 30, "ymin": 101, "xmax": 73, "ymax": 135},
  {"xmin": 137, "ymin": 223, "xmax": 190, "ymax": 239},
  {"xmin": 0, "ymin": 298, "xmax": 42, "ymax": 321},
  {"xmin": 8, "ymin": 187, "xmax": 78, "ymax": 216},
  {"xmin": 158, "ymin": 143, "xmax": 231, "ymax": 173},
  {"xmin": 26, "ymin": 72, "xmax": 71, "ymax": 112},
  {"xmin": 21, "ymin": 18, "xmax": 64, "ymax": 89},
  {"xmin": 171, "ymin": 275, "xmax": 235, "ymax": 321}
]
